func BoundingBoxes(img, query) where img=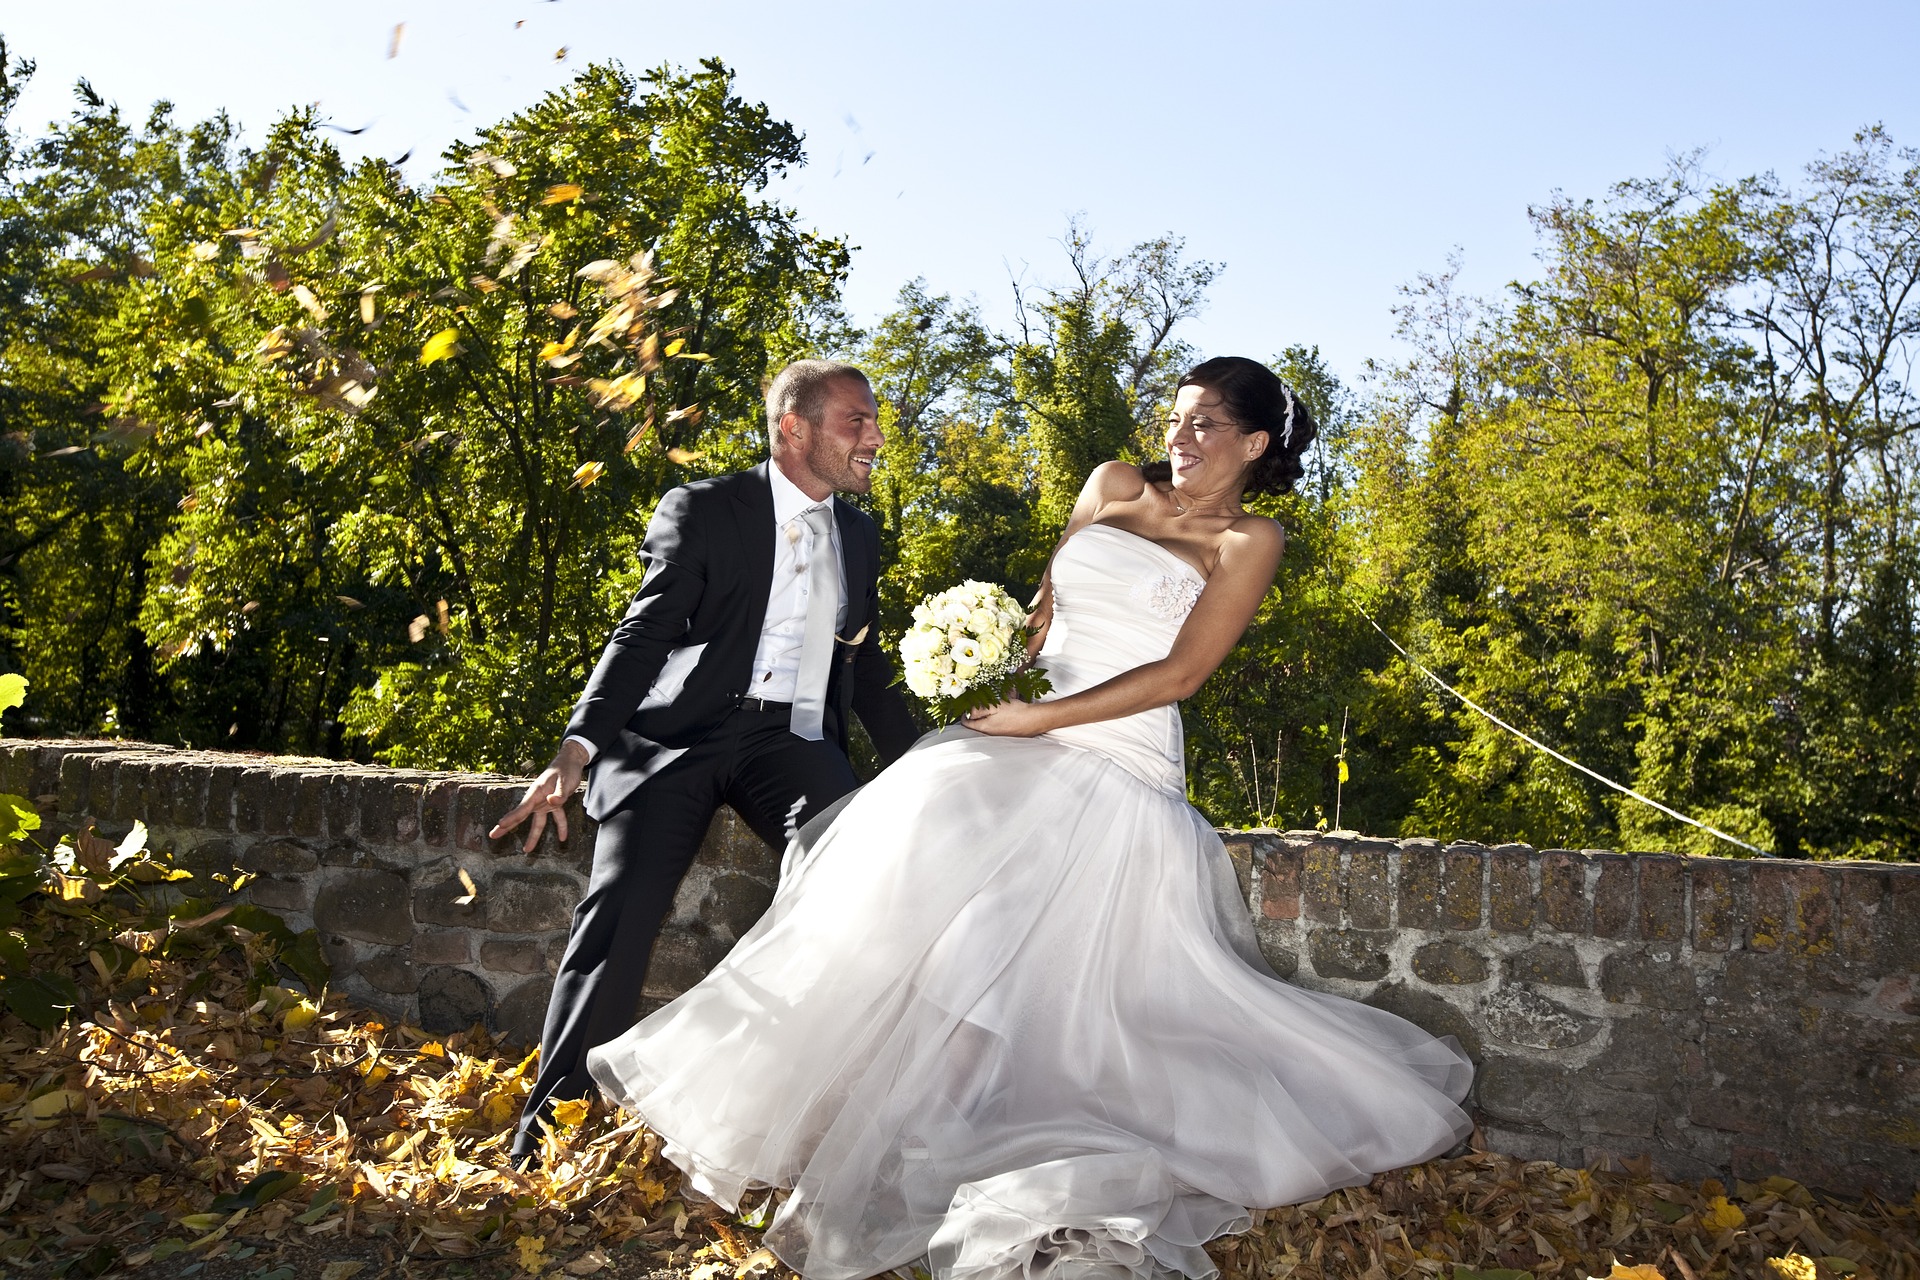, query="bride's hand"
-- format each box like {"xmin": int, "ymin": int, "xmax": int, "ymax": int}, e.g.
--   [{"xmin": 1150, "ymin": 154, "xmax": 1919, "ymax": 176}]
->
[{"xmin": 961, "ymin": 696, "xmax": 1051, "ymax": 737}]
